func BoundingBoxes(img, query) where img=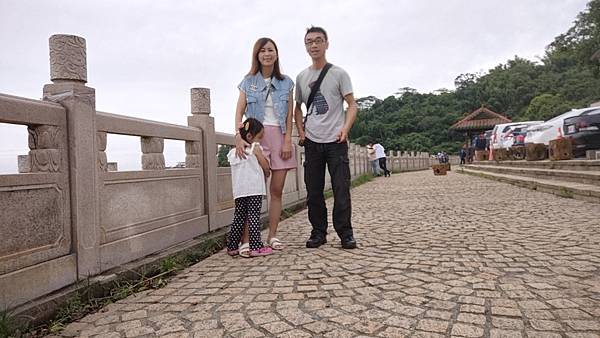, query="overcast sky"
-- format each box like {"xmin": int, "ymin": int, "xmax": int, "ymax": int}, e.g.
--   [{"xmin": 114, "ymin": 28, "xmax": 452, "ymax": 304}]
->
[{"xmin": 0, "ymin": 0, "xmax": 589, "ymax": 172}]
